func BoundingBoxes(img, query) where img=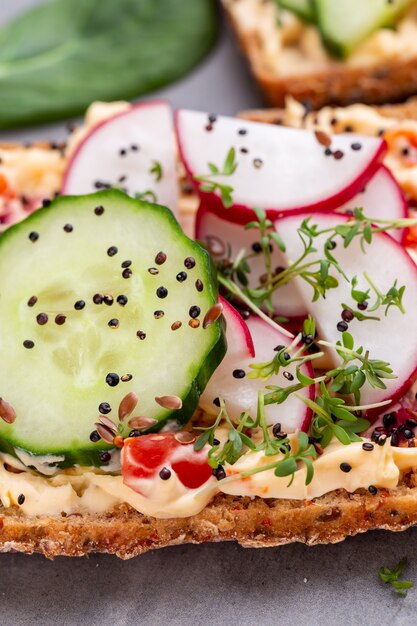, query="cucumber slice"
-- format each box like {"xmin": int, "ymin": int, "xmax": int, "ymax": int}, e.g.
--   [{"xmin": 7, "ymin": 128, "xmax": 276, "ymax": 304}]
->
[
  {"xmin": 314, "ymin": 0, "xmax": 415, "ymax": 57},
  {"xmin": 0, "ymin": 190, "xmax": 226, "ymax": 468},
  {"xmin": 276, "ymin": 0, "xmax": 315, "ymax": 22}
]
